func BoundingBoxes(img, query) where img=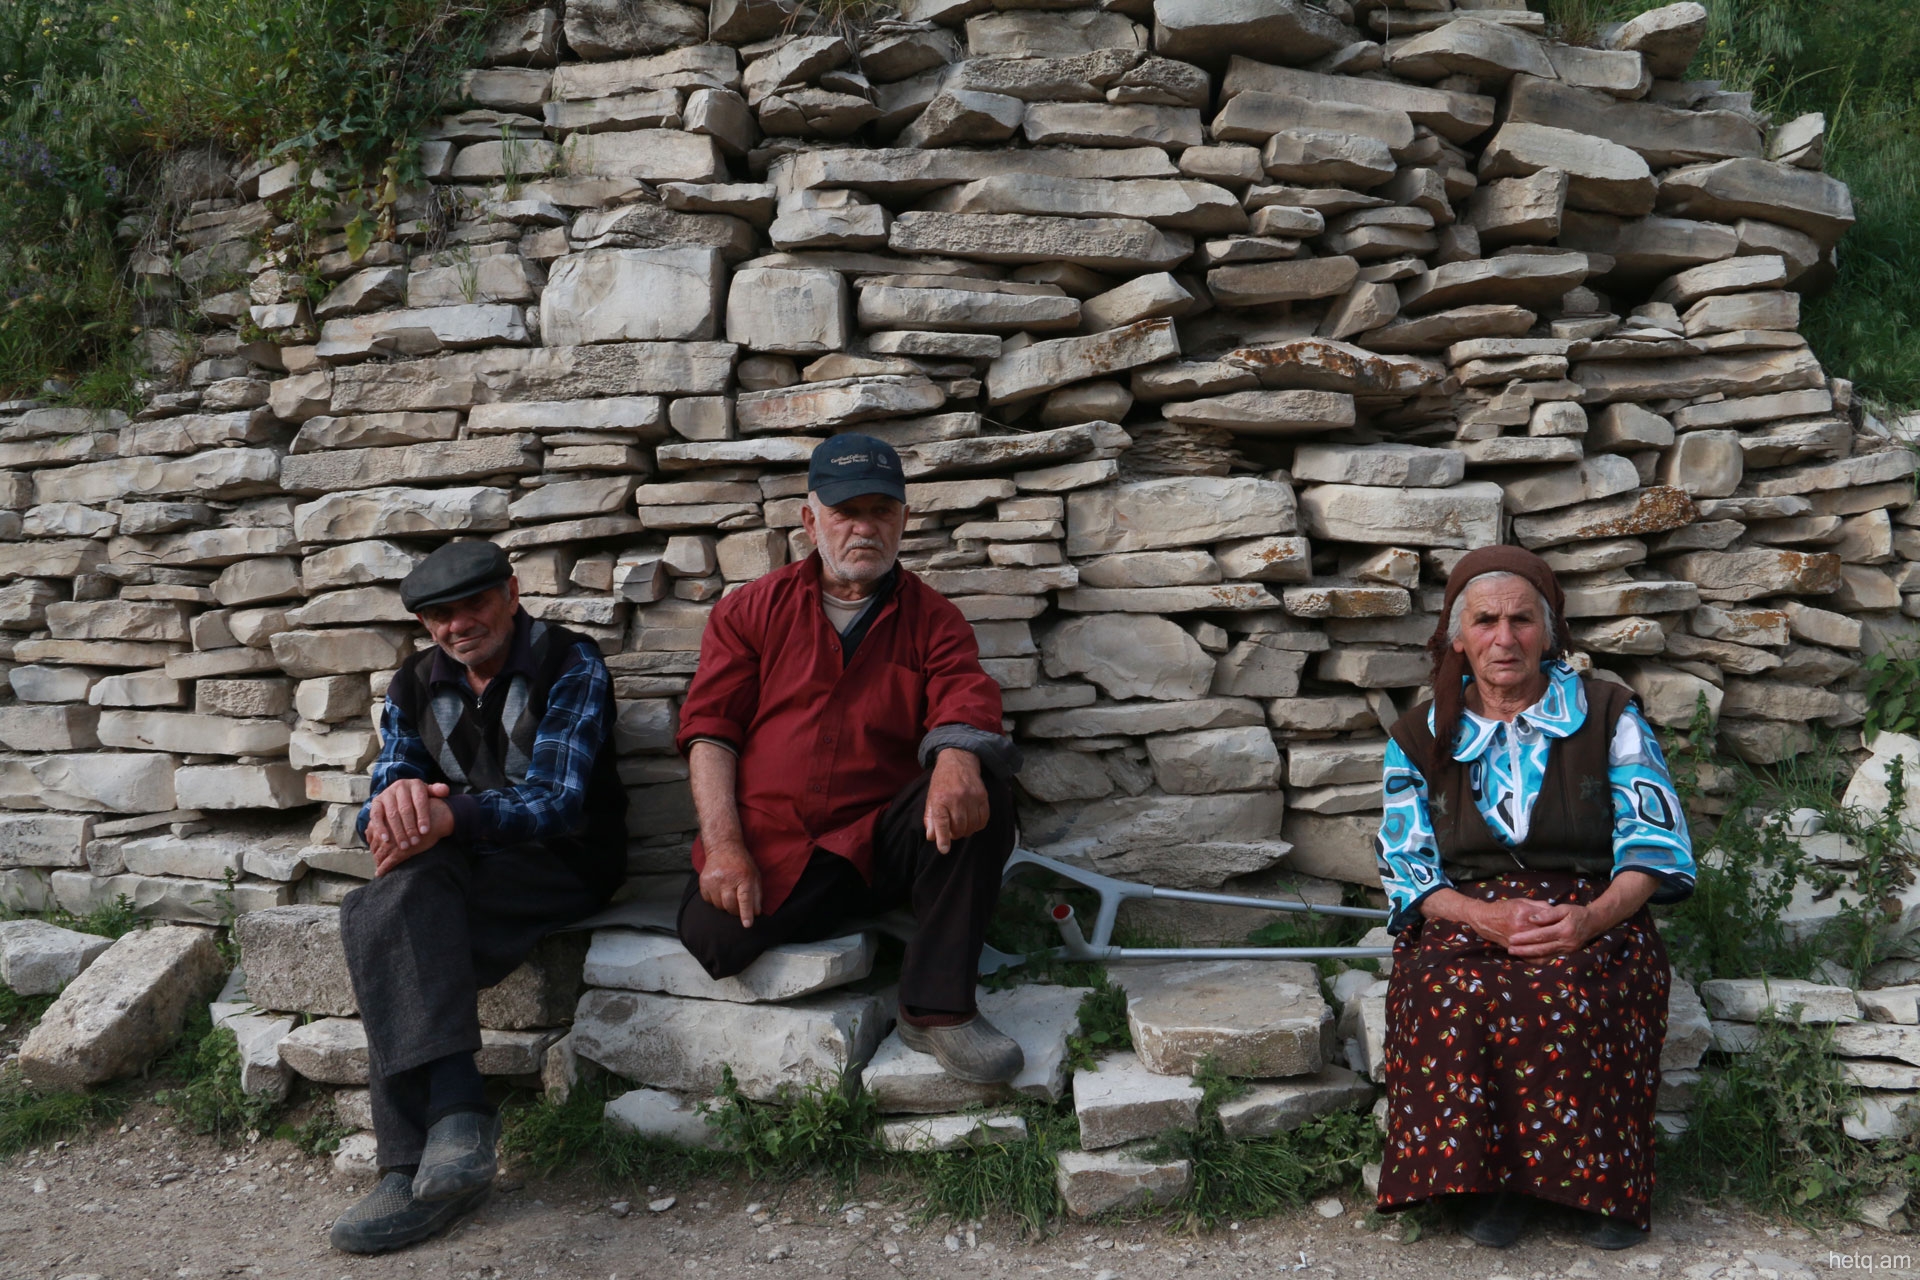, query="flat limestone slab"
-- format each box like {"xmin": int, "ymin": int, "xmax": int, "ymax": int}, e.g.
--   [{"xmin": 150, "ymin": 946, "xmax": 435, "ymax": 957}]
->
[
  {"xmin": 862, "ymin": 983, "xmax": 1088, "ymax": 1115},
  {"xmin": 20, "ymin": 926, "xmax": 225, "ymax": 1089},
  {"xmin": 1216, "ymin": 1065, "xmax": 1377, "ymax": 1140},
  {"xmin": 1056, "ymin": 1146, "xmax": 1192, "ymax": 1218},
  {"xmin": 1124, "ymin": 959, "xmax": 1330, "ymax": 1077},
  {"xmin": 582, "ymin": 929, "xmax": 874, "ymax": 1003},
  {"xmin": 572, "ymin": 987, "xmax": 888, "ymax": 1102},
  {"xmin": 1699, "ymin": 977, "xmax": 1861, "ymax": 1024},
  {"xmin": 604, "ymin": 1087, "xmax": 724, "ymax": 1149},
  {"xmin": 1073, "ymin": 1051, "xmax": 1202, "ymax": 1150},
  {"xmin": 278, "ymin": 1016, "xmax": 562, "ymax": 1084},
  {"xmin": 878, "ymin": 1110, "xmax": 1030, "ymax": 1153},
  {"xmin": 0, "ymin": 919, "xmax": 112, "ymax": 995}
]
